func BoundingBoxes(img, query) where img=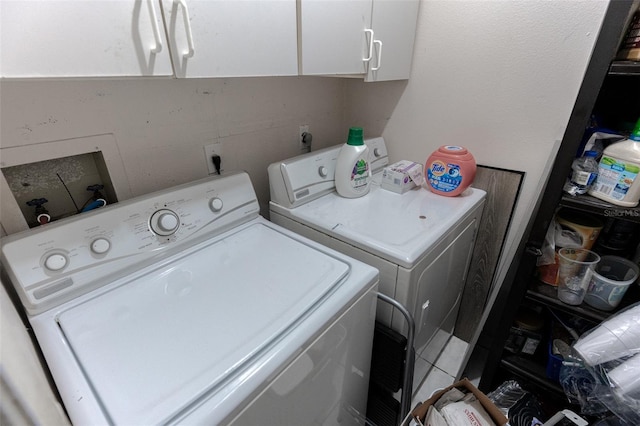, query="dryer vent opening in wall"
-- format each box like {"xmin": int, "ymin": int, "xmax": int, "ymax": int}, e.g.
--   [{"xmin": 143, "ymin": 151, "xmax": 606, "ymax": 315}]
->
[{"xmin": 1, "ymin": 152, "xmax": 117, "ymax": 228}]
